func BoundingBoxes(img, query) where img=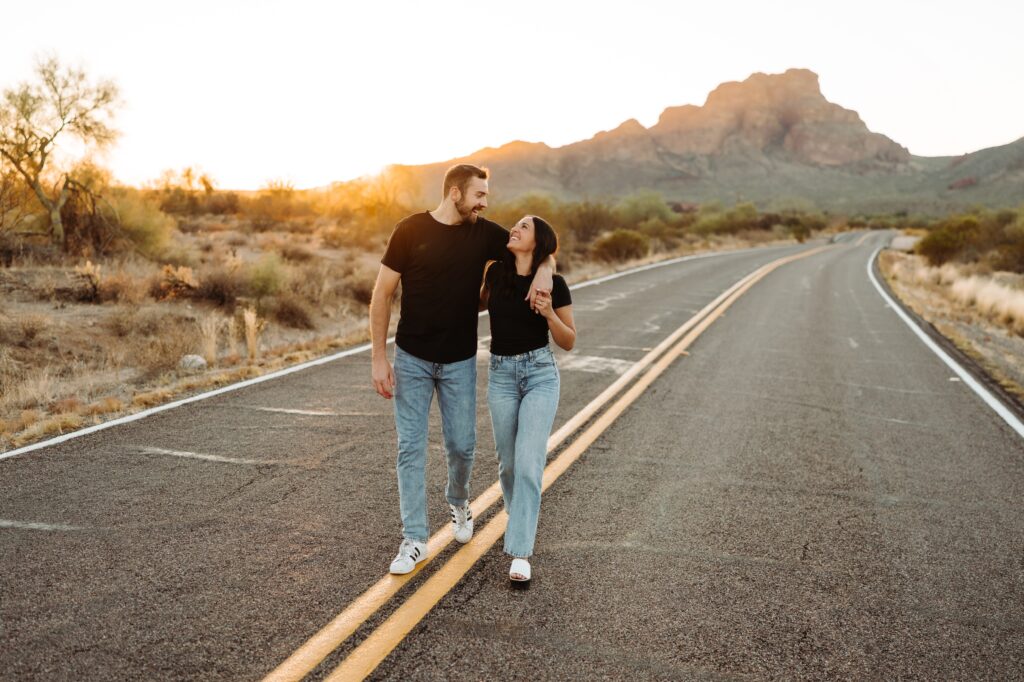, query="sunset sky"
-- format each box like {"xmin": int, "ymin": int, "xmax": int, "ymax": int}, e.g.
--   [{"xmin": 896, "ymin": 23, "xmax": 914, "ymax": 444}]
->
[{"xmin": 3, "ymin": 0, "xmax": 1022, "ymax": 190}]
